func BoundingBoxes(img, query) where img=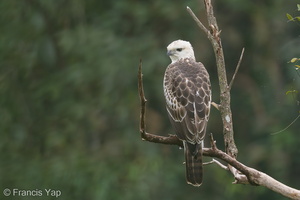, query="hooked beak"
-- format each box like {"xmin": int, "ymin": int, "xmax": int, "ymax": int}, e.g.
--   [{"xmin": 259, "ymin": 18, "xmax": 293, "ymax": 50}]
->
[{"xmin": 167, "ymin": 50, "xmax": 174, "ymax": 56}]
